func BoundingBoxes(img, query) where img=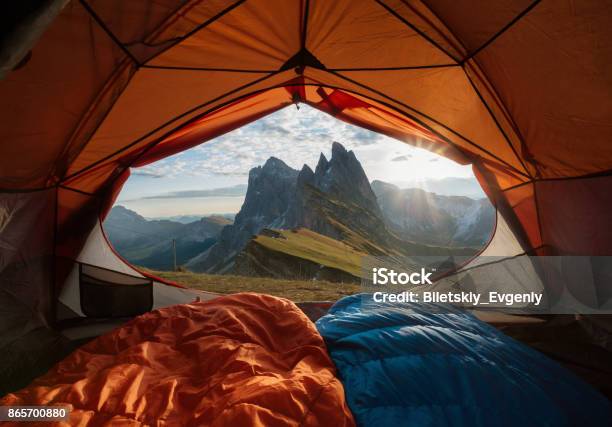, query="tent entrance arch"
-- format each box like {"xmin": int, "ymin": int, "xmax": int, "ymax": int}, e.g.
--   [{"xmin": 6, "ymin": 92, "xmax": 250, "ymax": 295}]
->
[{"xmin": 99, "ymin": 98, "xmax": 498, "ymax": 291}]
